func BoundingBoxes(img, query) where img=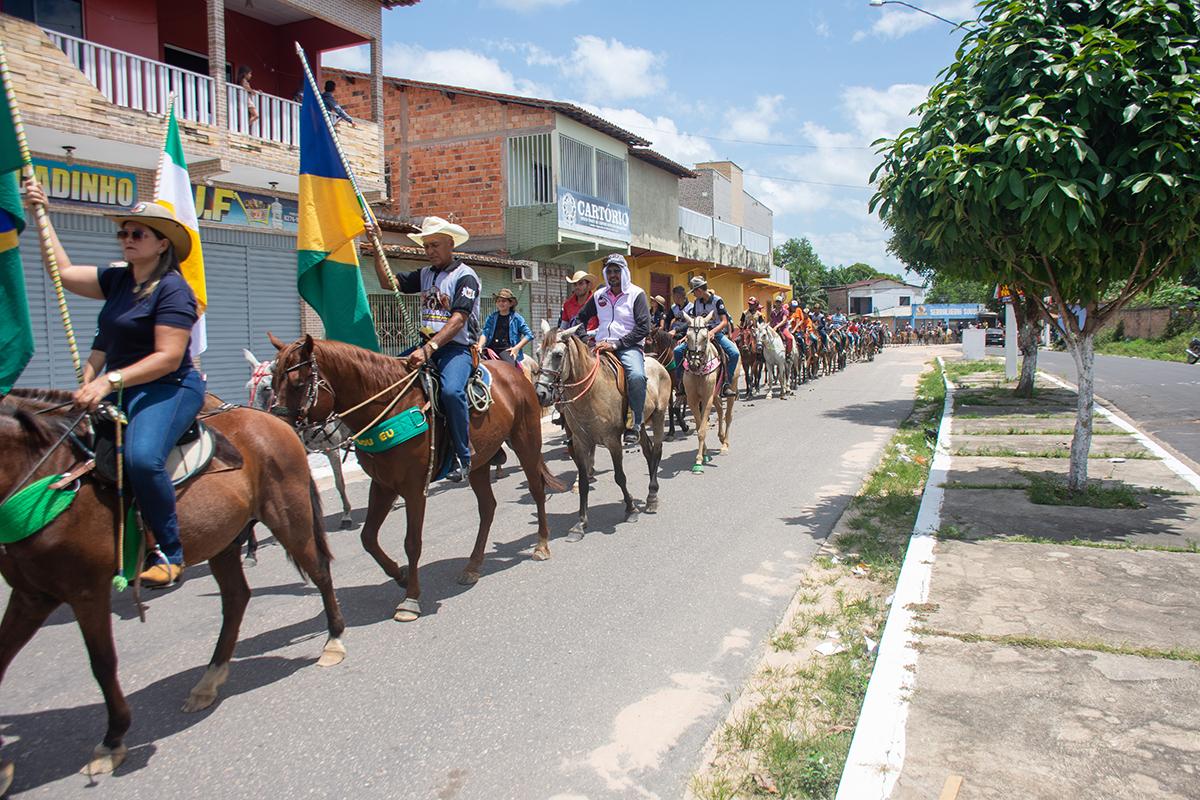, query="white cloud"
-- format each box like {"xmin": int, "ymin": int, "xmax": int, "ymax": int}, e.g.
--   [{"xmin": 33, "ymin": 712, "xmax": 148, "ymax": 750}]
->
[
  {"xmin": 322, "ymin": 44, "xmax": 370, "ymax": 72},
  {"xmin": 725, "ymin": 94, "xmax": 785, "ymax": 143},
  {"xmin": 855, "ymin": 0, "xmax": 976, "ymax": 40},
  {"xmin": 815, "ymin": 20, "xmax": 832, "ymax": 38},
  {"xmin": 380, "ymin": 44, "xmax": 545, "ymax": 95},
  {"xmin": 841, "ymin": 84, "xmax": 928, "ymax": 140},
  {"xmin": 580, "ymin": 105, "xmax": 716, "ymax": 166},
  {"xmin": 564, "ymin": 36, "xmax": 666, "ymax": 103},
  {"xmin": 489, "ymin": 0, "xmax": 574, "ymax": 9}
]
